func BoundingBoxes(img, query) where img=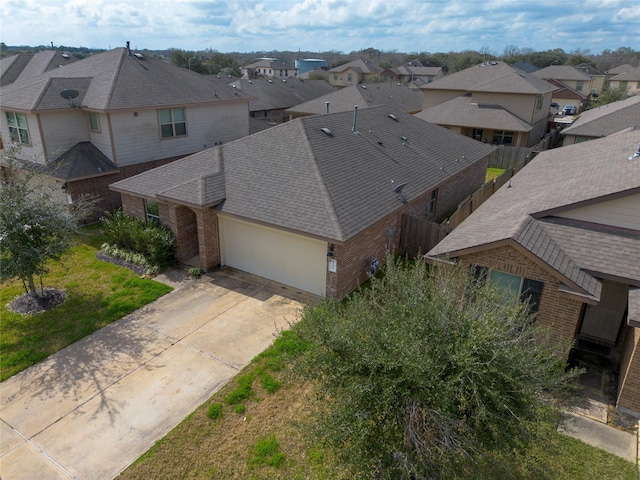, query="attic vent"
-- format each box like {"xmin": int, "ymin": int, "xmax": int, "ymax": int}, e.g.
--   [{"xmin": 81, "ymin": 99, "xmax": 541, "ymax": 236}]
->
[
  {"xmin": 388, "ymin": 114, "xmax": 398, "ymax": 121},
  {"xmin": 321, "ymin": 127, "xmax": 333, "ymax": 136},
  {"xmin": 133, "ymin": 52, "xmax": 144, "ymax": 59}
]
